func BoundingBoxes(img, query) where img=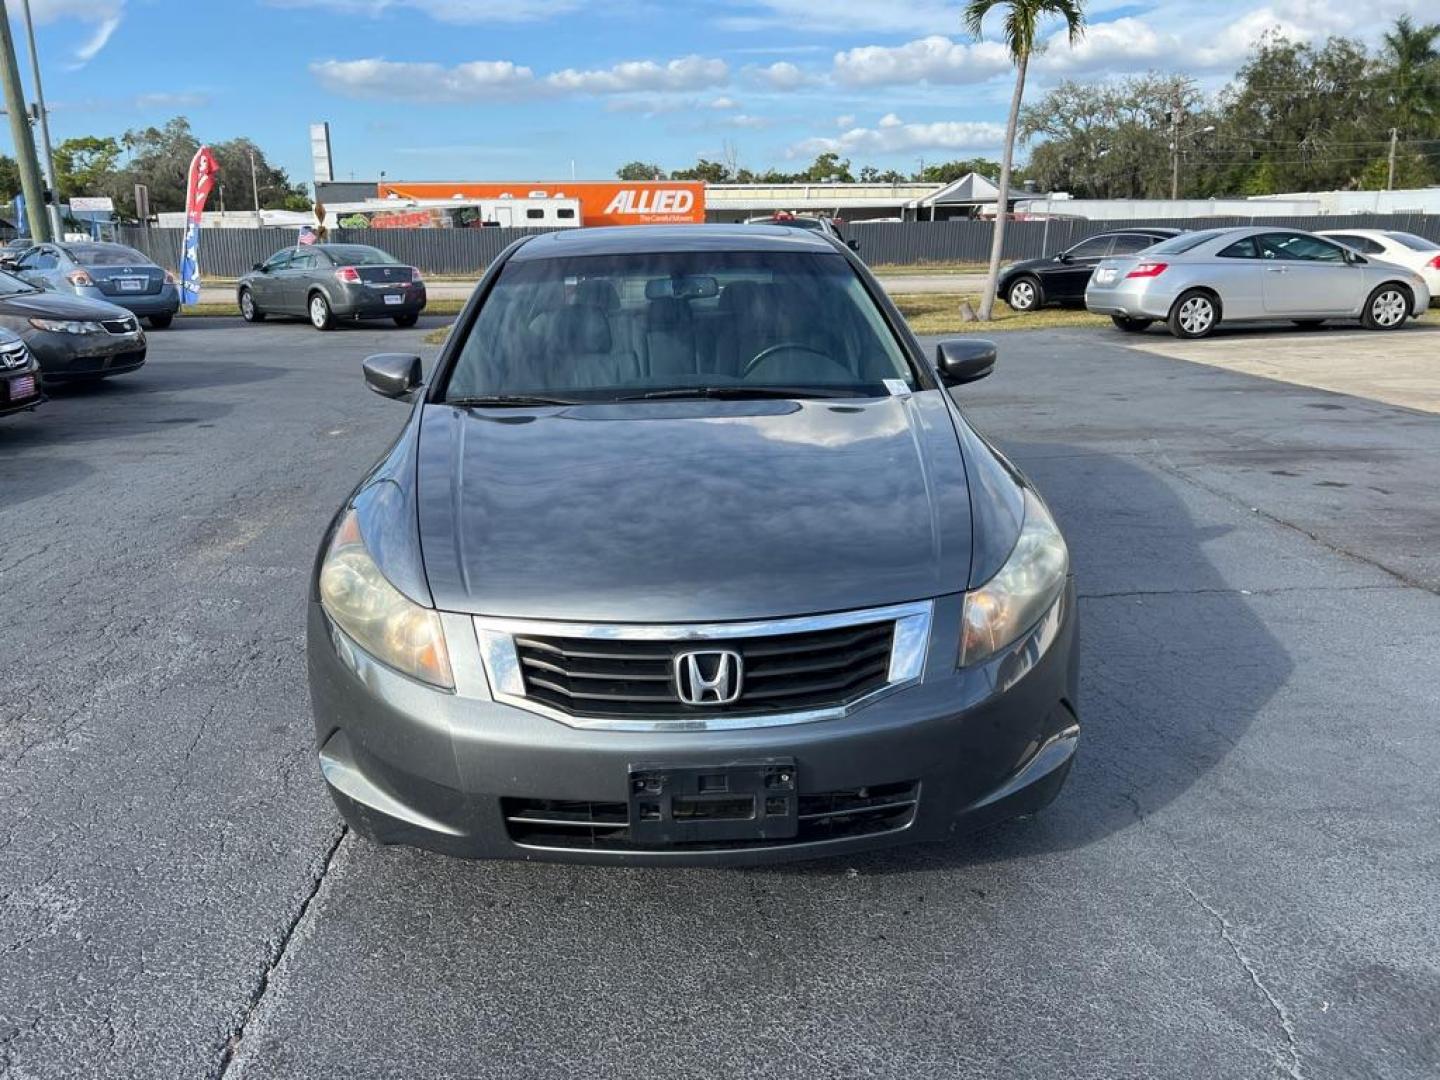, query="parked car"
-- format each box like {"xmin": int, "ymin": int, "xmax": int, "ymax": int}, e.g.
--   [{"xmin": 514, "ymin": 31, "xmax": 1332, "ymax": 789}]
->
[
  {"xmin": 237, "ymin": 243, "xmax": 426, "ymax": 331},
  {"xmin": 0, "ymin": 326, "xmax": 42, "ymax": 417},
  {"xmin": 1317, "ymin": 229, "xmax": 1440, "ymax": 302},
  {"xmin": 10, "ymin": 241, "xmax": 179, "ymax": 329},
  {"xmin": 0, "ymin": 269, "xmax": 146, "ymax": 381},
  {"xmin": 746, "ymin": 213, "xmax": 860, "ymax": 254},
  {"xmin": 997, "ymin": 228, "xmax": 1182, "ymax": 312},
  {"xmin": 306, "ymin": 224, "xmax": 1079, "ymax": 866},
  {"xmin": 0, "ymin": 238, "xmax": 33, "ymax": 270},
  {"xmin": 1085, "ymin": 226, "xmax": 1432, "ymax": 339}
]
